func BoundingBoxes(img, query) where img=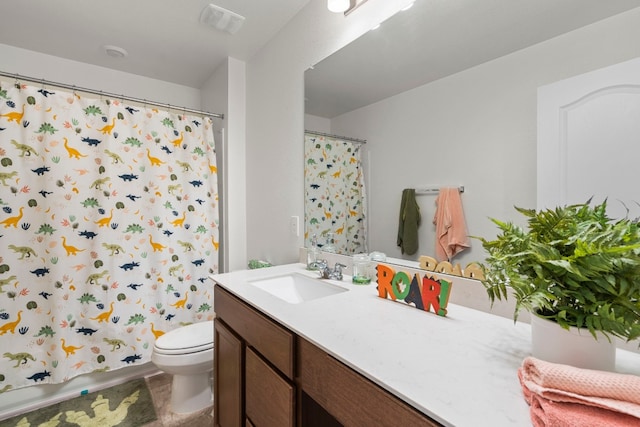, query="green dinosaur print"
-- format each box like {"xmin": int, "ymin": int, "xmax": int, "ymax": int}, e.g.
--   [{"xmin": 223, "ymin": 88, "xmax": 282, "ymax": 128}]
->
[
  {"xmin": 123, "ymin": 137, "xmax": 142, "ymax": 147},
  {"xmin": 35, "ymin": 122, "xmax": 58, "ymax": 134},
  {"xmin": 83, "ymin": 105, "xmax": 103, "ymax": 116},
  {"xmin": 8, "ymin": 244, "xmax": 37, "ymax": 259},
  {"xmin": 81, "ymin": 197, "xmax": 101, "ymax": 208},
  {"xmin": 168, "ymin": 264, "xmax": 183, "ymax": 276},
  {"xmin": 101, "ymin": 243, "xmax": 124, "ymax": 255},
  {"xmin": 0, "ymin": 171, "xmax": 18, "ymax": 186},
  {"xmin": 33, "ymin": 325, "xmax": 55, "ymax": 338},
  {"xmin": 10, "ymin": 139, "xmax": 38, "ymax": 157},
  {"xmin": 0, "ymin": 275, "xmax": 18, "ymax": 293},
  {"xmin": 89, "ymin": 177, "xmax": 110, "ymax": 190},
  {"xmin": 35, "ymin": 224, "xmax": 57, "ymax": 235},
  {"xmin": 195, "ymin": 225, "xmax": 207, "ymax": 234},
  {"xmin": 86, "ymin": 270, "xmax": 109, "ymax": 285},
  {"xmin": 125, "ymin": 314, "xmax": 146, "ymax": 325},
  {"xmin": 78, "ymin": 293, "xmax": 99, "ymax": 304},
  {"xmin": 197, "ymin": 303, "xmax": 212, "ymax": 312},
  {"xmin": 3, "ymin": 352, "xmax": 36, "ymax": 368},
  {"xmin": 125, "ymin": 224, "xmax": 144, "ymax": 233},
  {"xmin": 167, "ymin": 184, "xmax": 182, "ymax": 195},
  {"xmin": 103, "ymin": 338, "xmax": 125, "ymax": 351},
  {"xmin": 177, "ymin": 240, "xmax": 195, "ymax": 251},
  {"xmin": 104, "ymin": 149, "xmax": 124, "ymax": 164},
  {"xmin": 176, "ymin": 161, "xmax": 192, "ymax": 172},
  {"xmin": 192, "ymin": 147, "xmax": 205, "ymax": 157}
]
